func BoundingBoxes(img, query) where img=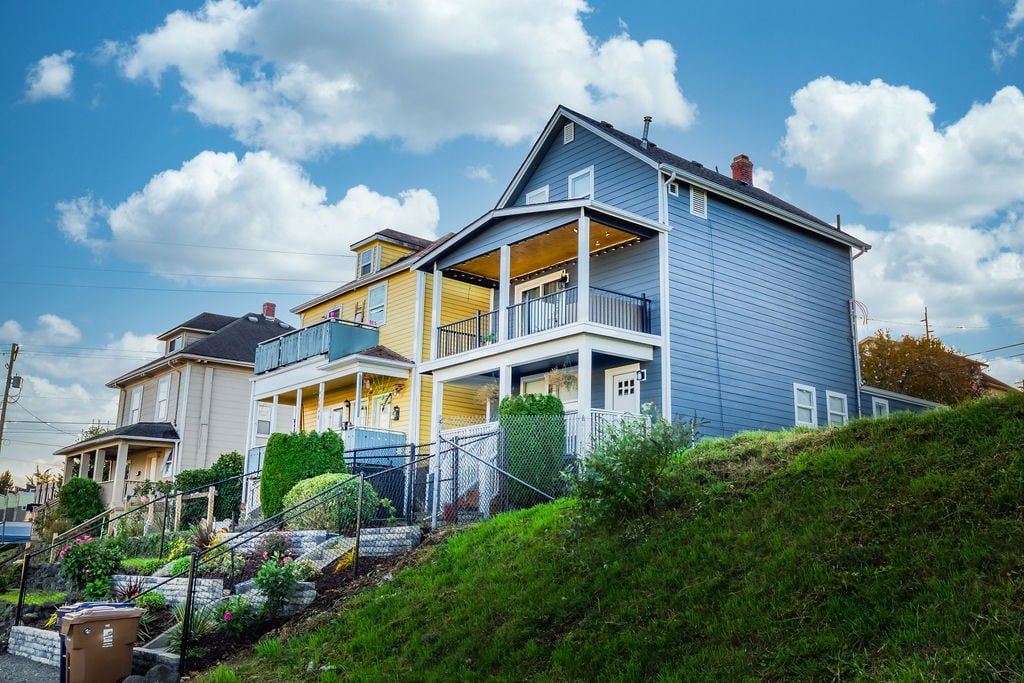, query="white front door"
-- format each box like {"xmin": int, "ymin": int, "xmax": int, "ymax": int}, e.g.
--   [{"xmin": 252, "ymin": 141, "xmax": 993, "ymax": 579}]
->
[{"xmin": 606, "ymin": 364, "xmax": 641, "ymax": 414}]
